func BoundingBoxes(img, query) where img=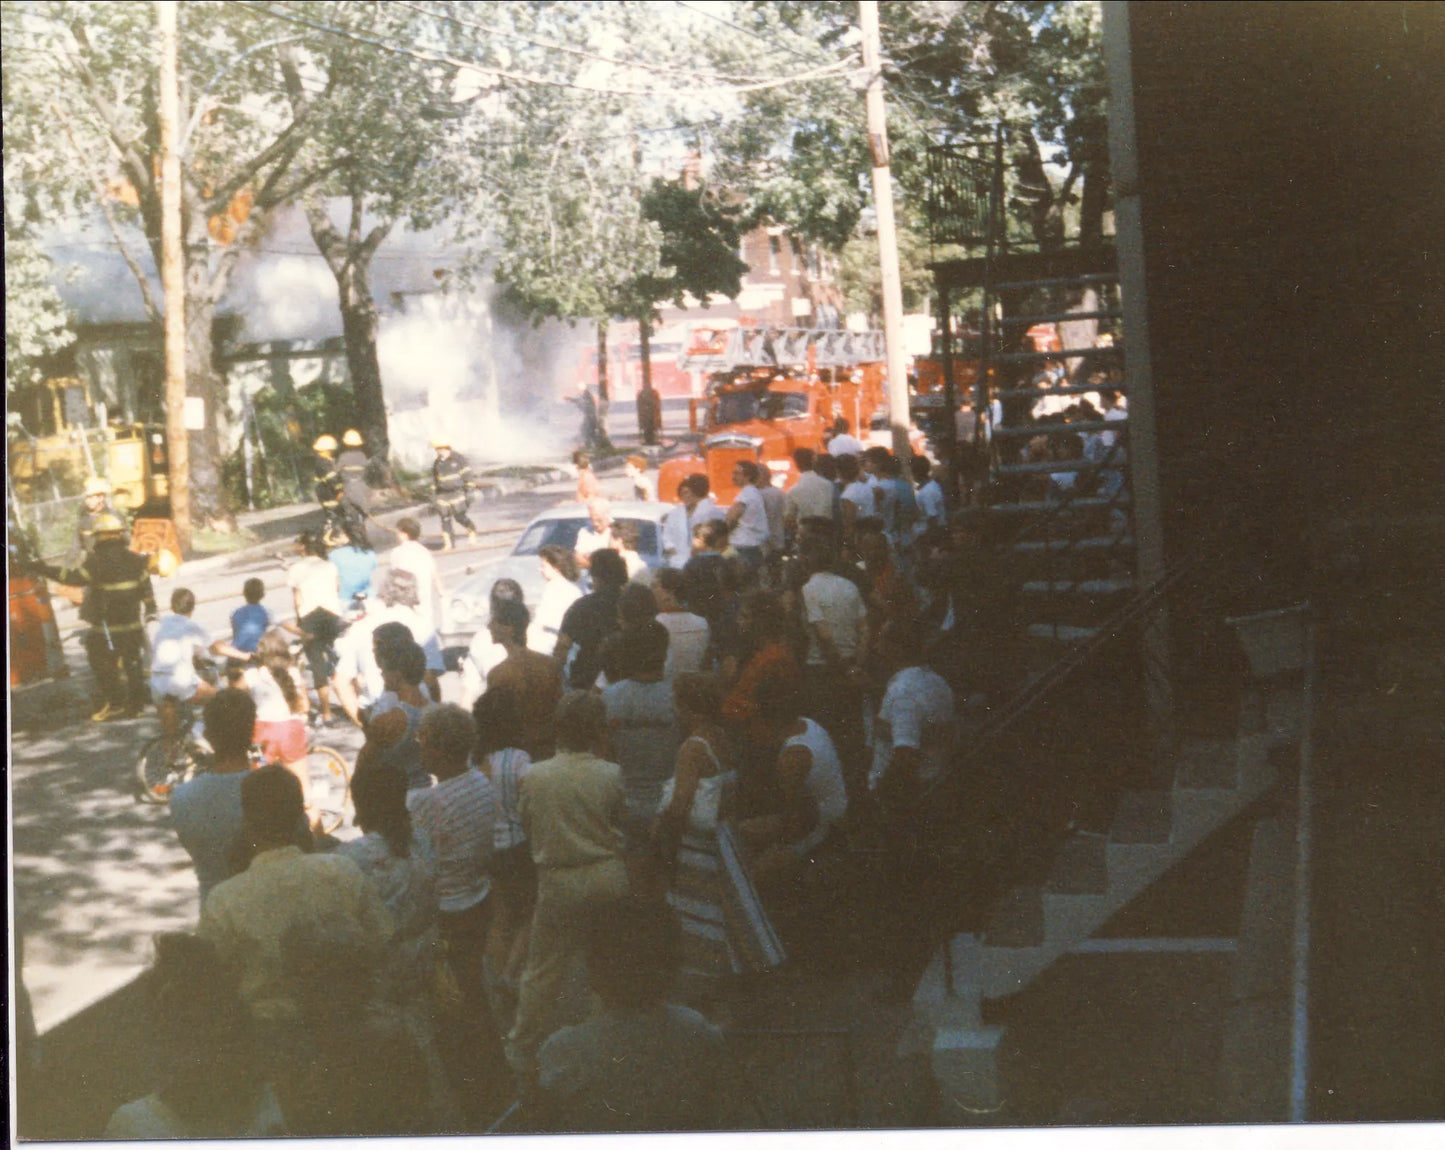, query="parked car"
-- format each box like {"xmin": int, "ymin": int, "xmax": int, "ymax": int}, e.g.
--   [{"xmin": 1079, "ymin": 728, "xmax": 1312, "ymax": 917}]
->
[{"xmin": 445, "ymin": 500, "xmax": 670, "ymax": 637}]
